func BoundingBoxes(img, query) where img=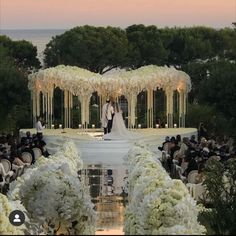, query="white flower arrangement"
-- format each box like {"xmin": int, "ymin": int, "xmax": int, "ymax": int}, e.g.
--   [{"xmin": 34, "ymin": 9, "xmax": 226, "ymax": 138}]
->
[
  {"xmin": 124, "ymin": 143, "xmax": 206, "ymax": 235},
  {"xmin": 0, "ymin": 193, "xmax": 25, "ymax": 235},
  {"xmin": 8, "ymin": 140, "xmax": 96, "ymax": 235},
  {"xmin": 28, "ymin": 65, "xmax": 191, "ymax": 96}
]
